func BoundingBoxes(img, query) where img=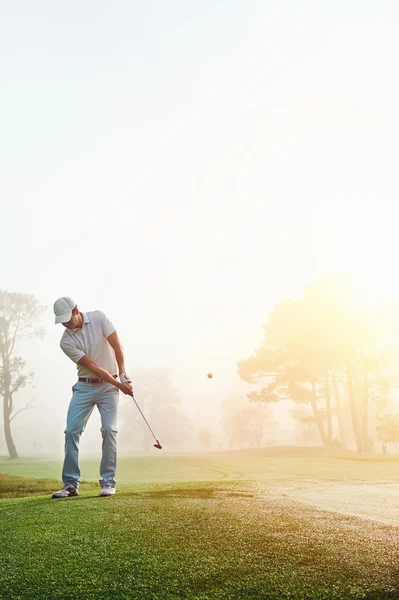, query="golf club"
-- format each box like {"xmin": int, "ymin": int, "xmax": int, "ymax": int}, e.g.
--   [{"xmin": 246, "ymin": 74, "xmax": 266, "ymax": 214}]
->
[{"xmin": 131, "ymin": 394, "xmax": 162, "ymax": 449}]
